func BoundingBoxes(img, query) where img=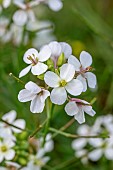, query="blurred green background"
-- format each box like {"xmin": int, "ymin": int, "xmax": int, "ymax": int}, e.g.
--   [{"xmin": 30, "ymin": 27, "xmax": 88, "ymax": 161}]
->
[{"xmin": 0, "ymin": 0, "xmax": 113, "ymax": 169}]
